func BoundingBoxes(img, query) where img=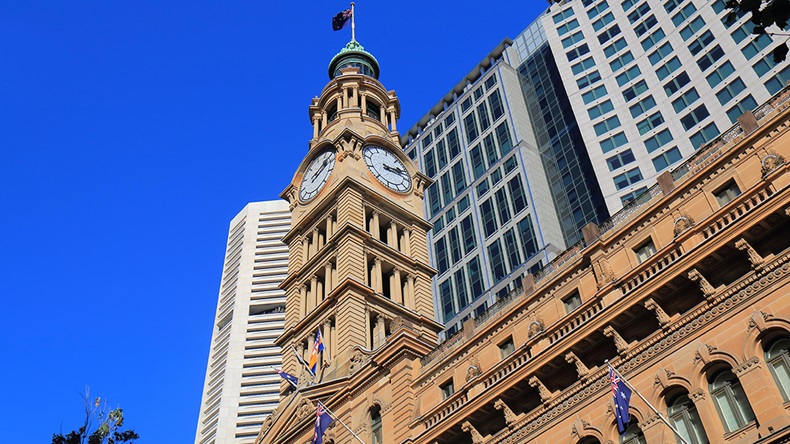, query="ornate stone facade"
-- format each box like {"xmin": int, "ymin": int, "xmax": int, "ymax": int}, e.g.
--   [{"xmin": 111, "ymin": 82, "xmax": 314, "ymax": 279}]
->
[{"xmin": 258, "ymin": 44, "xmax": 790, "ymax": 444}]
